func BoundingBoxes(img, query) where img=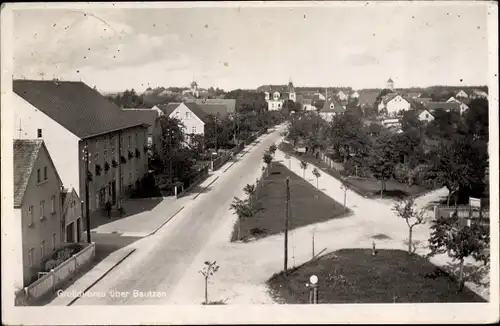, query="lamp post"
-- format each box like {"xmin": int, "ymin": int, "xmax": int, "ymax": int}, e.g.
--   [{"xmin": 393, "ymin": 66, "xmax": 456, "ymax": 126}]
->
[
  {"xmin": 307, "ymin": 275, "xmax": 319, "ymax": 304},
  {"xmin": 82, "ymin": 145, "xmax": 92, "ymax": 243}
]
